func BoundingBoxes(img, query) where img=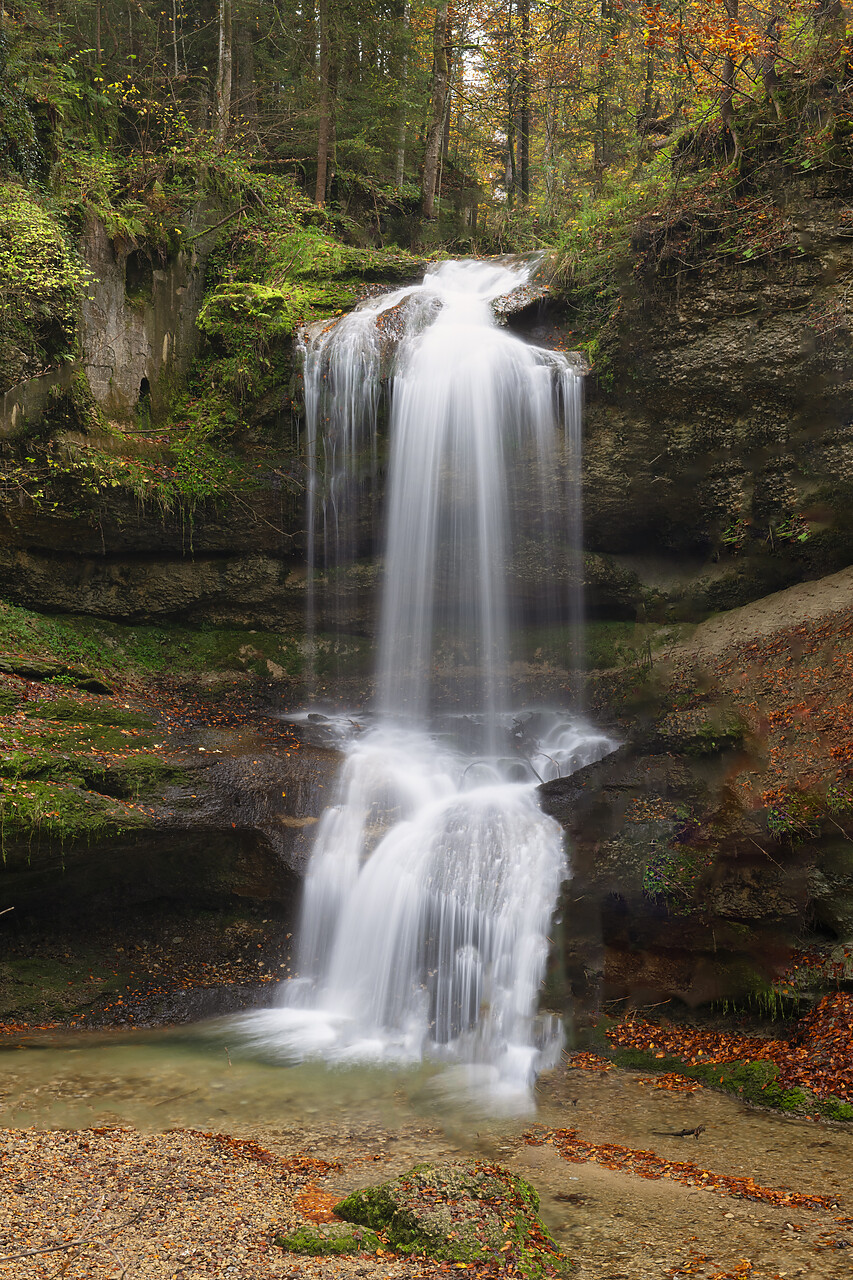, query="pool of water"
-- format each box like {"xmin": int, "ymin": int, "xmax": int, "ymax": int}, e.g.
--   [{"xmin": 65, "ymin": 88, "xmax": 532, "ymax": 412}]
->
[{"xmin": 0, "ymin": 1023, "xmax": 532, "ymax": 1135}]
